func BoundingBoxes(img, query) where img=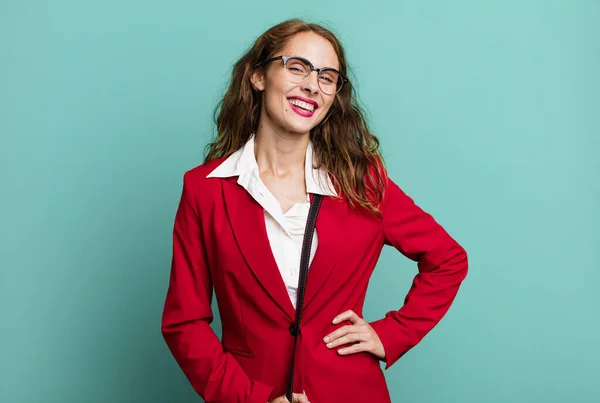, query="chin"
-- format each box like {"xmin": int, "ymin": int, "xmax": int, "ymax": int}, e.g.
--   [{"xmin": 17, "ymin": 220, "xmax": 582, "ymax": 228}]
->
[
  {"xmin": 283, "ymin": 117, "xmax": 320, "ymax": 135},
  {"xmin": 287, "ymin": 124, "xmax": 316, "ymax": 135}
]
